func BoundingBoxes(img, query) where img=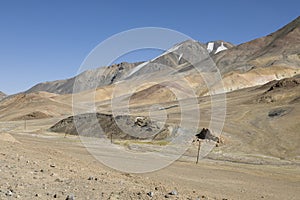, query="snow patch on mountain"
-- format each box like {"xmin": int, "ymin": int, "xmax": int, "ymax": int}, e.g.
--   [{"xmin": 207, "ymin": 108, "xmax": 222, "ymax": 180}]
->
[
  {"xmin": 127, "ymin": 61, "xmax": 149, "ymax": 77},
  {"xmin": 126, "ymin": 44, "xmax": 183, "ymax": 78},
  {"xmin": 215, "ymin": 42, "xmax": 228, "ymax": 54},
  {"xmin": 178, "ymin": 53, "xmax": 183, "ymax": 62},
  {"xmin": 207, "ymin": 42, "xmax": 214, "ymax": 53}
]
